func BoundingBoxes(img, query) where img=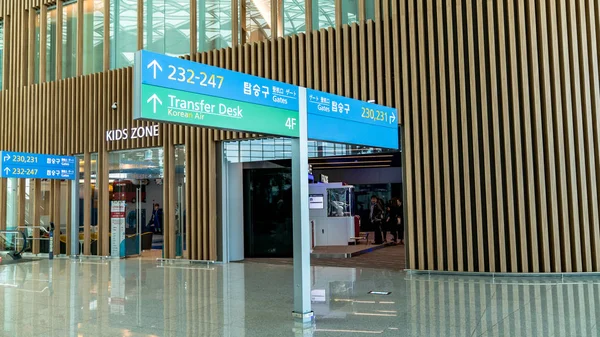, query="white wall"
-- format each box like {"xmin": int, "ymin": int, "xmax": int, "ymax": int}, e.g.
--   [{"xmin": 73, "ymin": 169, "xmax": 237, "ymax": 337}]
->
[
  {"xmin": 227, "ymin": 163, "xmax": 244, "ymax": 261},
  {"xmin": 142, "ymin": 181, "xmax": 164, "ymax": 221}
]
